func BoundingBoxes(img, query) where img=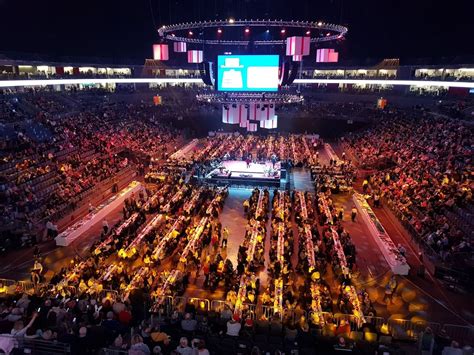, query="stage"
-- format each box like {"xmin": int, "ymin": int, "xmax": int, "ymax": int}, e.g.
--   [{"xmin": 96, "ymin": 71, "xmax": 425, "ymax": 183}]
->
[{"xmin": 205, "ymin": 160, "xmax": 284, "ymax": 187}]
